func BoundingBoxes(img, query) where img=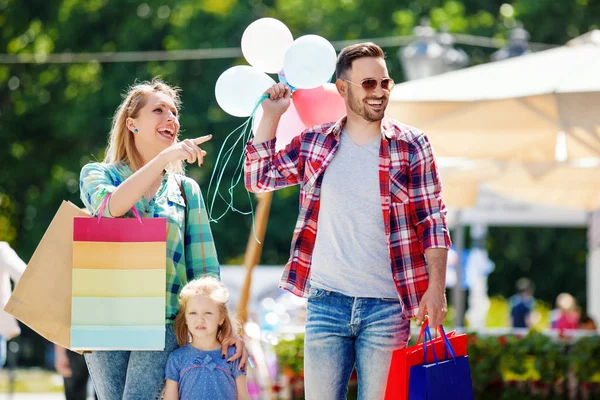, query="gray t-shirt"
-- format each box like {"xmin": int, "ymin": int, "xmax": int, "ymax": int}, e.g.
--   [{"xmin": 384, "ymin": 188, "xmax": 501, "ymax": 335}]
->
[
  {"xmin": 165, "ymin": 345, "xmax": 245, "ymax": 400},
  {"xmin": 310, "ymin": 129, "xmax": 398, "ymax": 298}
]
